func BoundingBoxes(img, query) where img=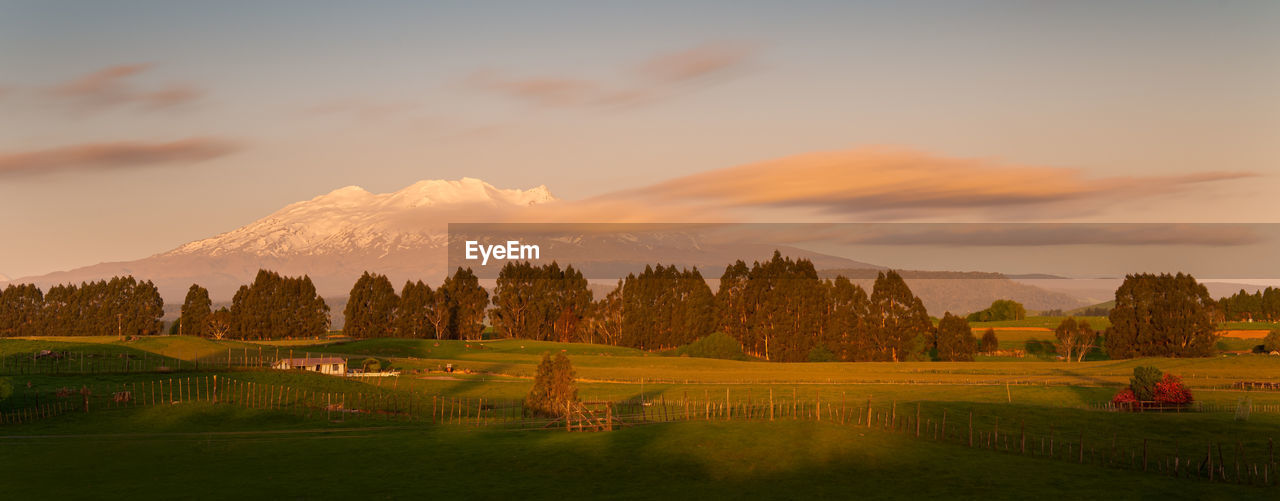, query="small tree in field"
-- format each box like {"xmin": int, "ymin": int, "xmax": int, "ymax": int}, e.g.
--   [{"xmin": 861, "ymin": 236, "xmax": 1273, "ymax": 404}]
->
[
  {"xmin": 980, "ymin": 328, "xmax": 999, "ymax": 353},
  {"xmin": 524, "ymin": 353, "xmax": 578, "ymax": 417}
]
